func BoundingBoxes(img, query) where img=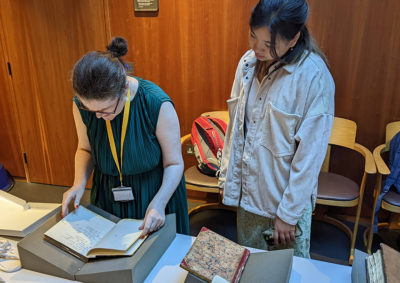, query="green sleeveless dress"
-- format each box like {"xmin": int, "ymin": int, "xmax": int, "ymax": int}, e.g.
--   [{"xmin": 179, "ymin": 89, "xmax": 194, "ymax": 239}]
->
[{"xmin": 73, "ymin": 77, "xmax": 189, "ymax": 234}]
